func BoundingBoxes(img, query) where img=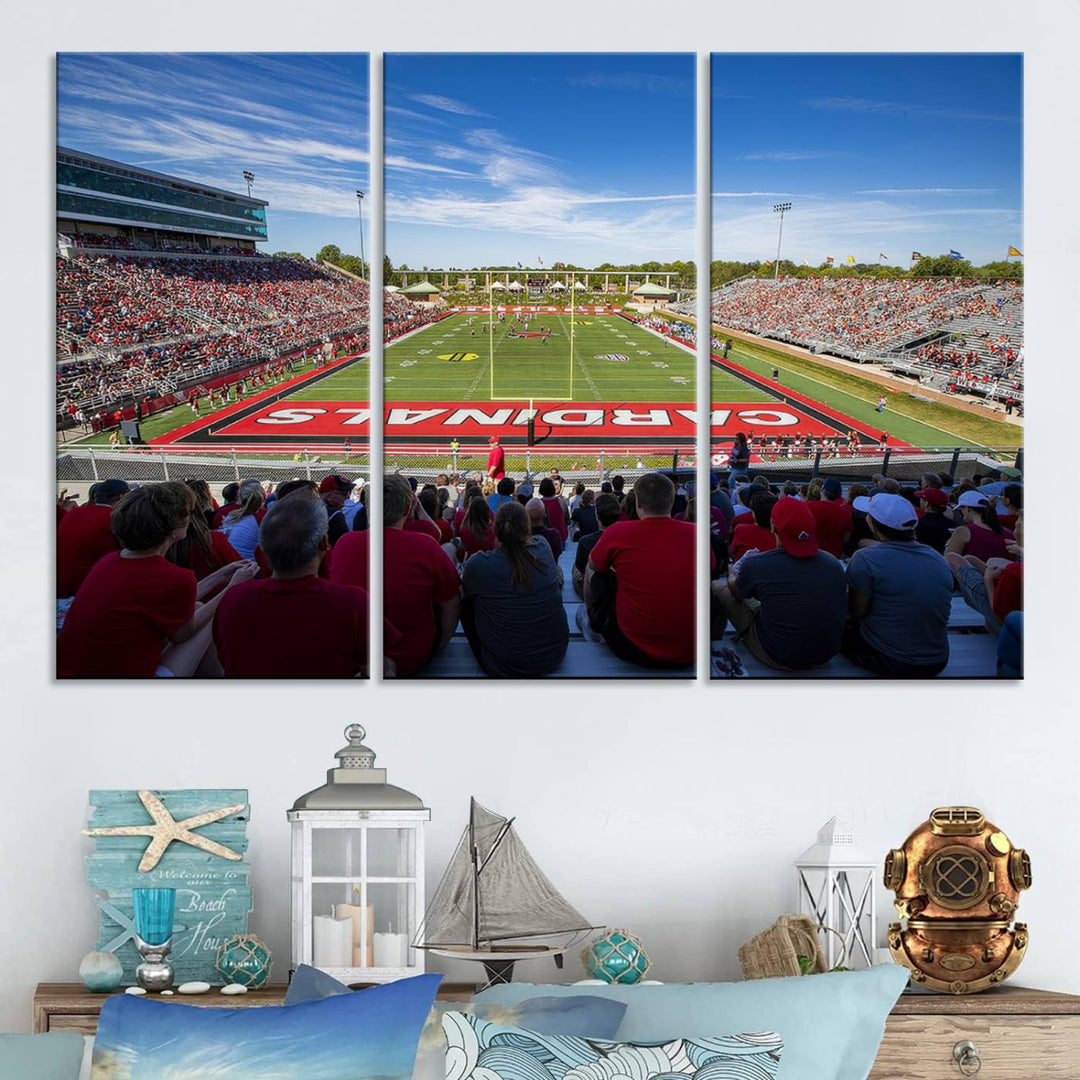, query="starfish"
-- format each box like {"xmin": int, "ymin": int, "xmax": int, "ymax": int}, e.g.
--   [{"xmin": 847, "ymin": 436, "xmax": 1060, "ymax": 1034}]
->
[{"xmin": 84, "ymin": 790, "xmax": 247, "ymax": 872}]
